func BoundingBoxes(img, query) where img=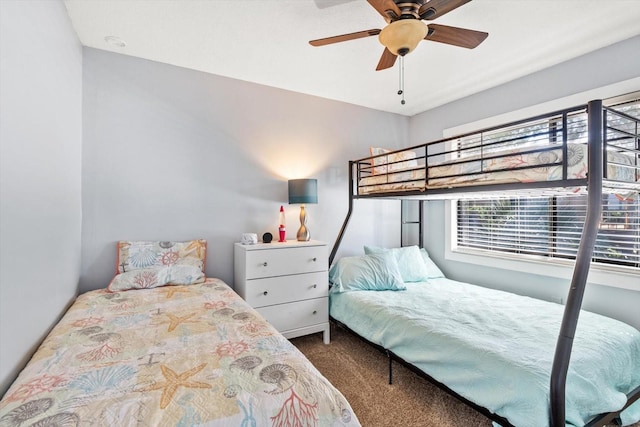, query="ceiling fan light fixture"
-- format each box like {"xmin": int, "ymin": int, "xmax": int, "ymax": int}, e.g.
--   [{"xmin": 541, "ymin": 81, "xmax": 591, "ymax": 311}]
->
[{"xmin": 378, "ymin": 19, "xmax": 428, "ymax": 56}]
